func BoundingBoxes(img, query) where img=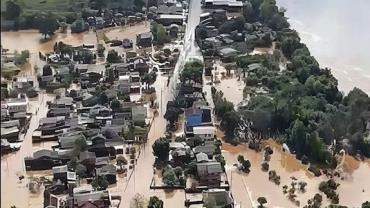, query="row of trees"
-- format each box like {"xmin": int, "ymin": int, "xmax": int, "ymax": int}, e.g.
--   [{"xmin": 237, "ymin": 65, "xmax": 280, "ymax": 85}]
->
[{"xmin": 212, "ymin": 88, "xmax": 241, "ymax": 139}]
